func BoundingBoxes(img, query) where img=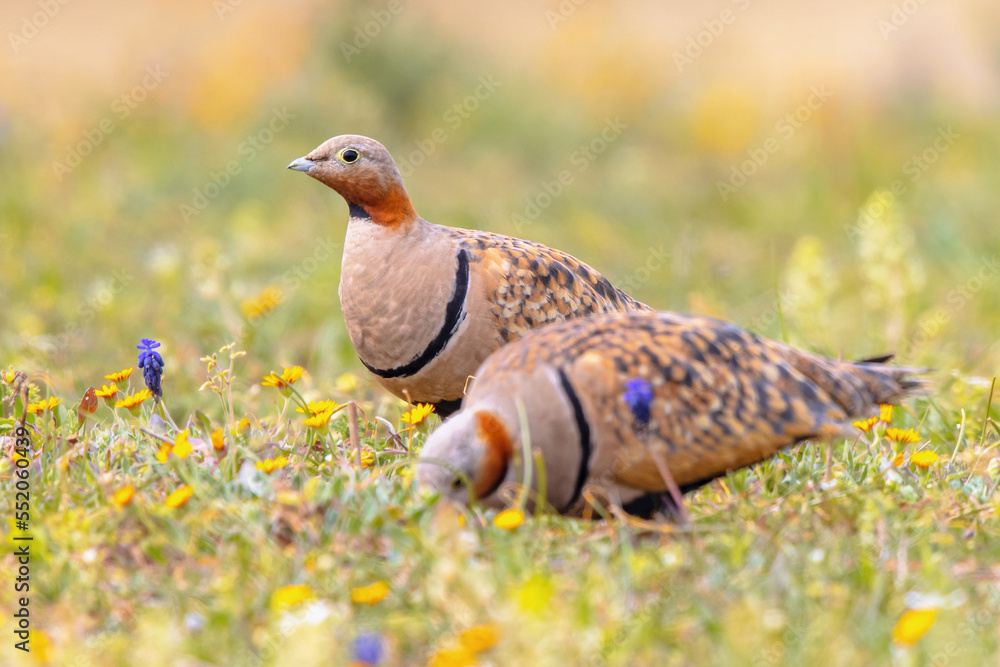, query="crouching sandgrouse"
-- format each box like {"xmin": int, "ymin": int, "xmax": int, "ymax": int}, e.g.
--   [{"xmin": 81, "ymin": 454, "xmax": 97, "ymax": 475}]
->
[
  {"xmin": 417, "ymin": 311, "xmax": 926, "ymax": 516},
  {"xmin": 288, "ymin": 135, "xmax": 650, "ymax": 415}
]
